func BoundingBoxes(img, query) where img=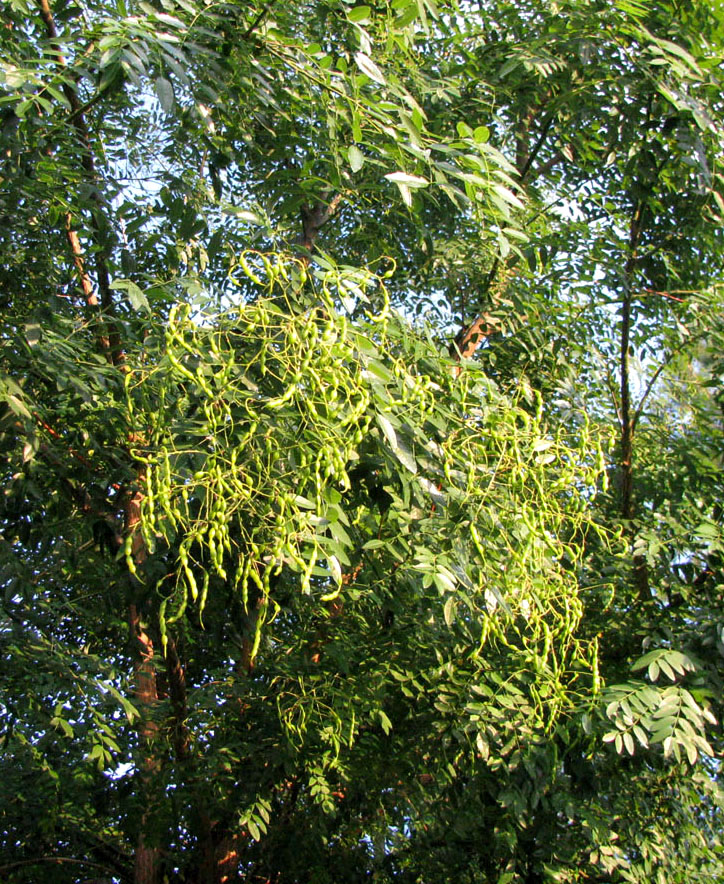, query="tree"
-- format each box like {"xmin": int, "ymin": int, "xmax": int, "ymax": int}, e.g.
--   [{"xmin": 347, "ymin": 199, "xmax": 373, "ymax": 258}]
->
[{"xmin": 1, "ymin": 0, "xmax": 723, "ymax": 882}]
